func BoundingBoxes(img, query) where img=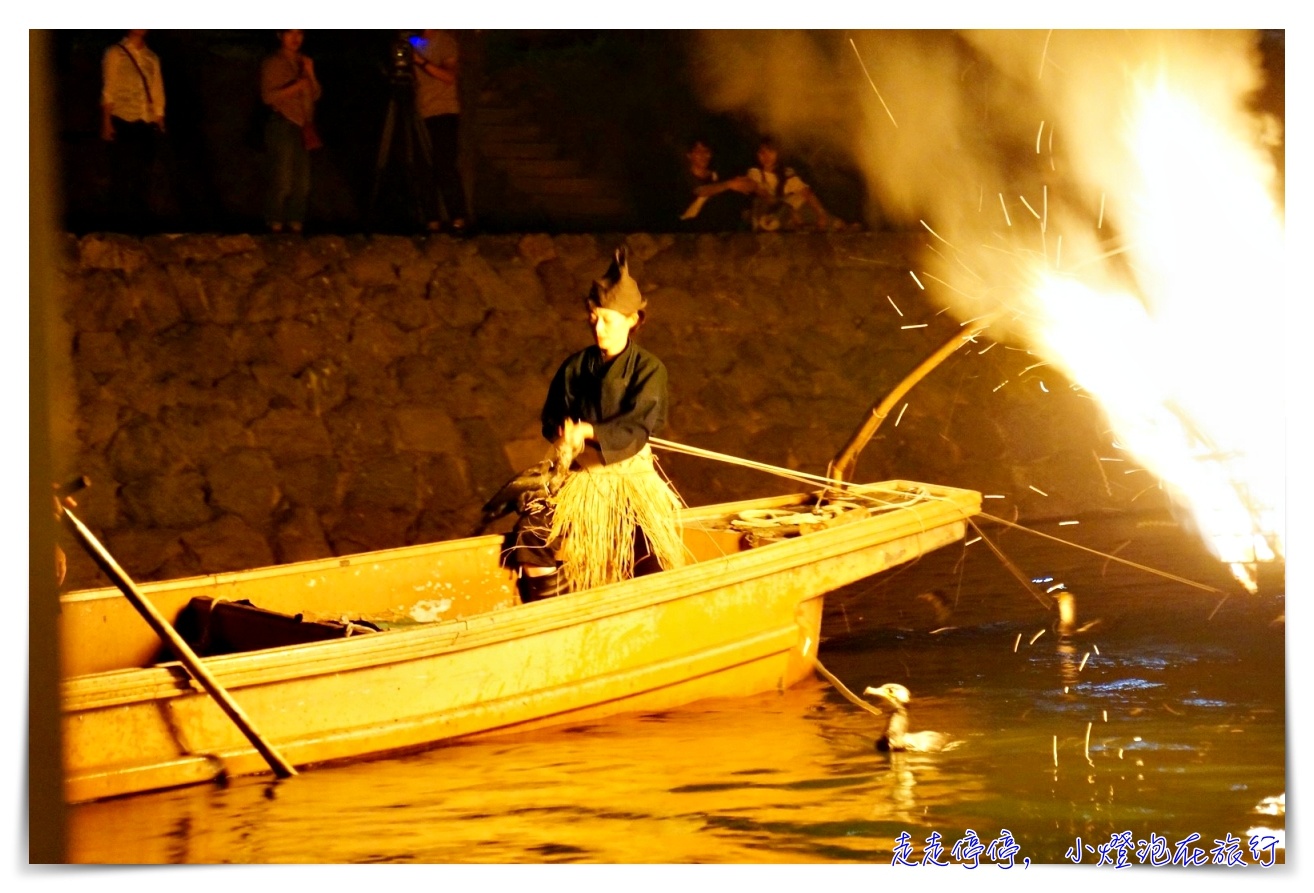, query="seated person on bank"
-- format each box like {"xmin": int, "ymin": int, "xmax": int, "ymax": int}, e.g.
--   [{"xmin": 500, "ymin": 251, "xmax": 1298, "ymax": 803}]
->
[
  {"xmin": 678, "ymin": 137, "xmax": 755, "ymax": 231},
  {"xmin": 745, "ymin": 135, "xmax": 847, "ymax": 232}
]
